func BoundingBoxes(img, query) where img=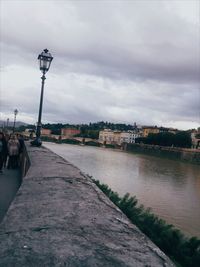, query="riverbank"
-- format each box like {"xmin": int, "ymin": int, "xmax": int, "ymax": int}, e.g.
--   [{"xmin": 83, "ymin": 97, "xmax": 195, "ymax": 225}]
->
[
  {"xmin": 124, "ymin": 143, "xmax": 200, "ymax": 164},
  {"xmin": 42, "ymin": 138, "xmax": 200, "ymax": 165},
  {"xmin": 0, "ymin": 144, "xmax": 174, "ymax": 267},
  {"xmin": 92, "ymin": 178, "xmax": 200, "ymax": 267}
]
